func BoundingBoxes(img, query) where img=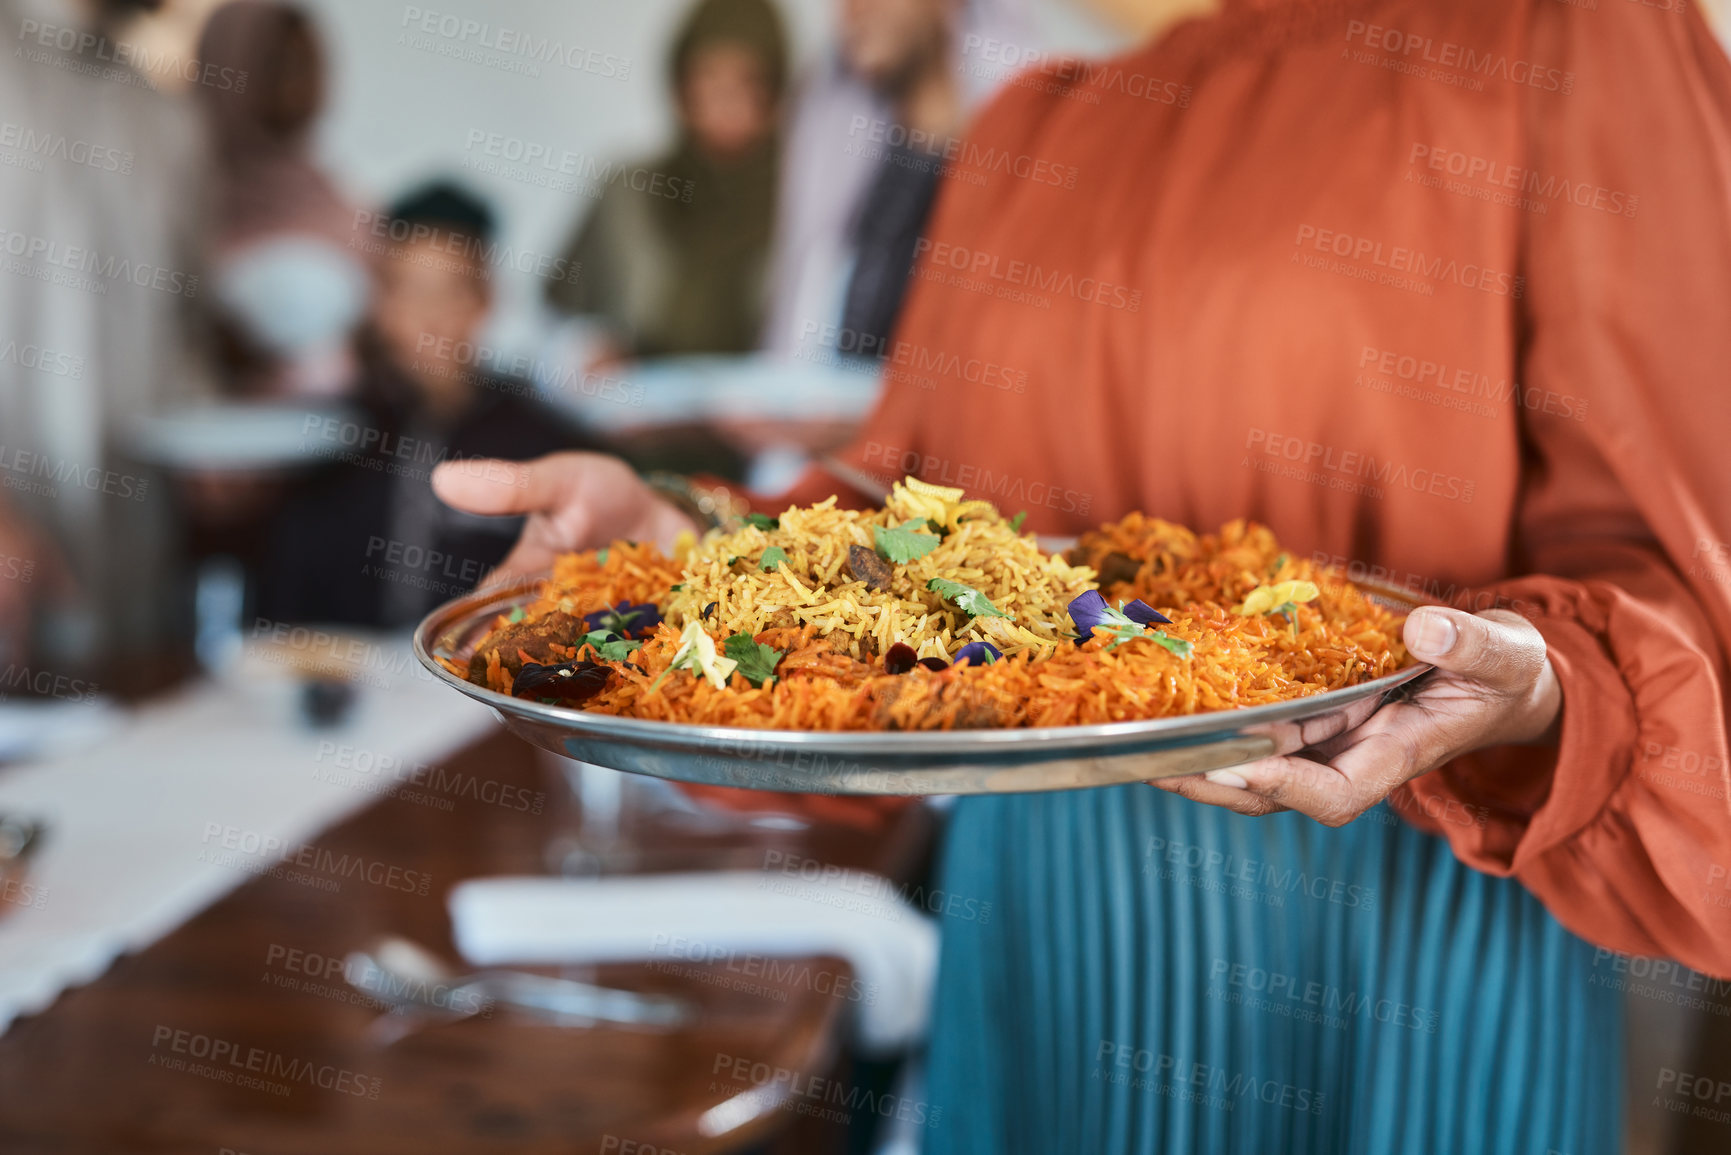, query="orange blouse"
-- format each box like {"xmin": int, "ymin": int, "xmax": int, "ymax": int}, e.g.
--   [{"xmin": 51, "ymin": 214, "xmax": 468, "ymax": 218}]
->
[{"xmin": 757, "ymin": 0, "xmax": 1731, "ymax": 975}]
